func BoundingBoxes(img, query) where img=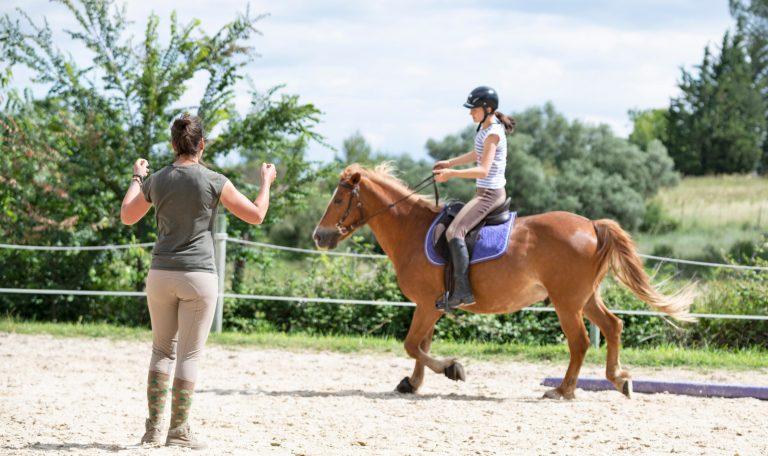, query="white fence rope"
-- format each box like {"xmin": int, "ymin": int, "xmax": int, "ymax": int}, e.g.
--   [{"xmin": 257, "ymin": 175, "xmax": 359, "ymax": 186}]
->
[
  {"xmin": 0, "ymin": 242, "xmax": 153, "ymax": 251},
  {"xmin": 2, "ymin": 238, "xmax": 767, "ymax": 322},
  {"xmin": 1, "ymin": 288, "xmax": 767, "ymax": 320},
  {"xmin": 225, "ymin": 238, "xmax": 386, "ymax": 259},
  {"xmin": 3, "ymin": 239, "xmax": 768, "ymax": 270}
]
